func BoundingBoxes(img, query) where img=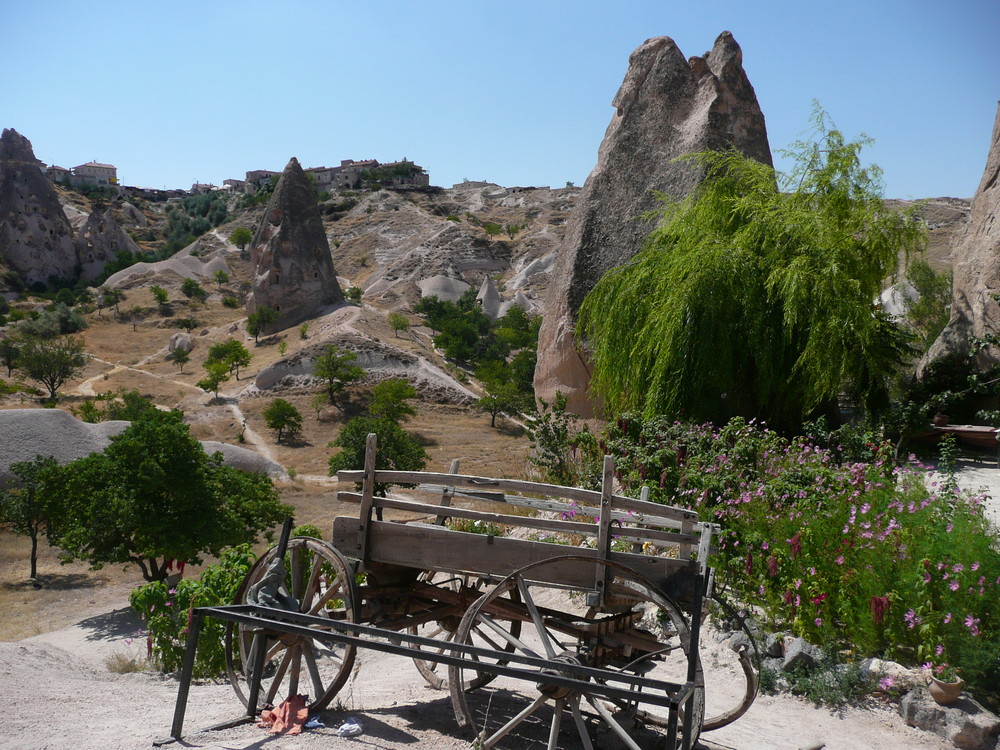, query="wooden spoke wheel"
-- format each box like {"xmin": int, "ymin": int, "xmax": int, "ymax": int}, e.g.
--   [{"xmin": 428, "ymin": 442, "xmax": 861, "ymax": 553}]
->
[
  {"xmin": 224, "ymin": 538, "xmax": 358, "ymax": 712},
  {"xmin": 448, "ymin": 556, "xmax": 705, "ymax": 750},
  {"xmin": 409, "ymin": 571, "xmax": 521, "ymax": 691}
]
